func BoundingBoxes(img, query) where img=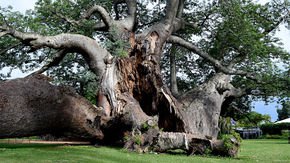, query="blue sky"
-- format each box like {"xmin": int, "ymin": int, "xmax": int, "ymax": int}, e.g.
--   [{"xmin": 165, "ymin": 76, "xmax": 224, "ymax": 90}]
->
[
  {"xmin": 252, "ymin": 100, "xmax": 281, "ymax": 122},
  {"xmin": 0, "ymin": 0, "xmax": 289, "ymax": 122}
]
